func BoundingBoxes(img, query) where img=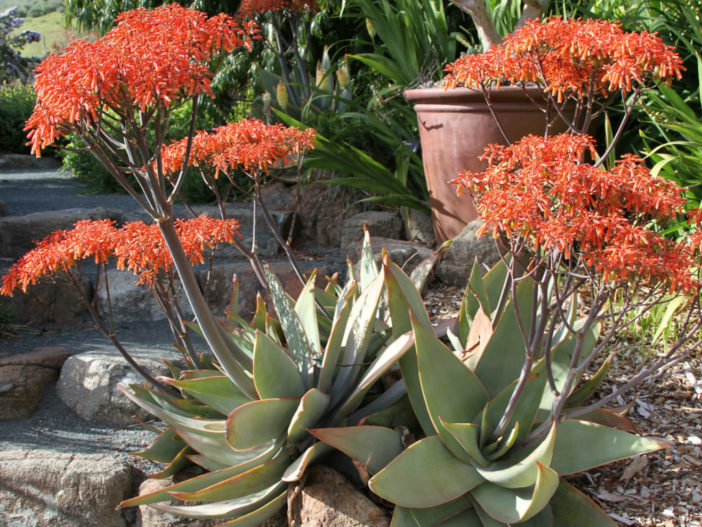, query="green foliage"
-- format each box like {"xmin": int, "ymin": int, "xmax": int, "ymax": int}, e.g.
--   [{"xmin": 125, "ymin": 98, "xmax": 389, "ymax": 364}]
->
[
  {"xmin": 120, "ymin": 234, "xmax": 439, "ymax": 522},
  {"xmin": 0, "ymin": 81, "xmax": 35, "ymax": 153},
  {"xmin": 64, "ymin": 0, "xmax": 242, "ymax": 34}
]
